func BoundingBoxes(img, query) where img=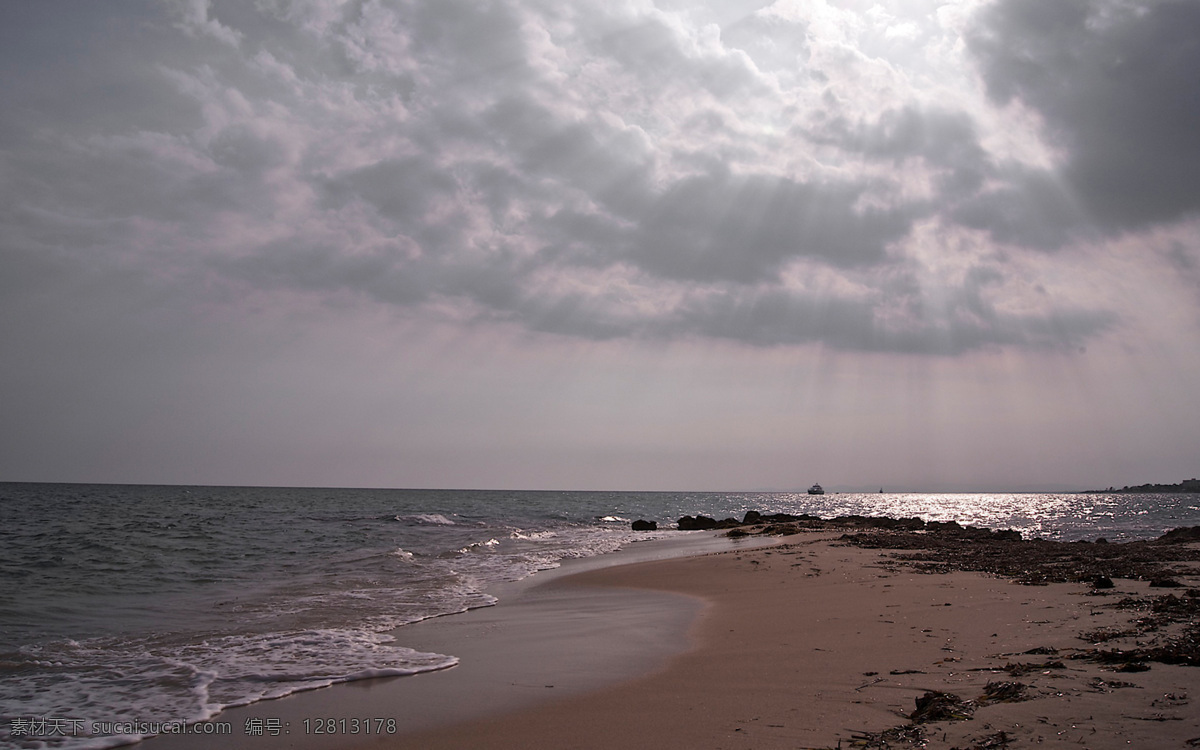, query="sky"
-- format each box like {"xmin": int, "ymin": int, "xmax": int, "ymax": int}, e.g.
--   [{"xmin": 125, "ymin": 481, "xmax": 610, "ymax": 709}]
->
[{"xmin": 2, "ymin": 0, "xmax": 1199, "ymax": 492}]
